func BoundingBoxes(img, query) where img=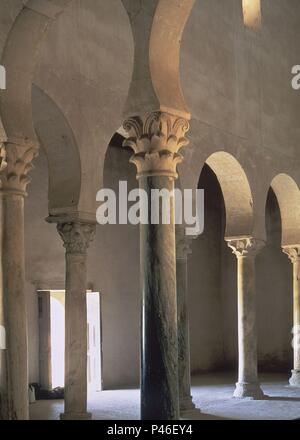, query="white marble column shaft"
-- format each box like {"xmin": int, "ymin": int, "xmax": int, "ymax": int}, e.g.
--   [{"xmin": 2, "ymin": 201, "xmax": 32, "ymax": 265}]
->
[
  {"xmin": 57, "ymin": 222, "xmax": 95, "ymax": 420},
  {"xmin": 227, "ymin": 237, "xmax": 265, "ymax": 399},
  {"xmin": 0, "ymin": 141, "xmax": 37, "ymax": 420},
  {"xmin": 282, "ymin": 246, "xmax": 300, "ymax": 386}
]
